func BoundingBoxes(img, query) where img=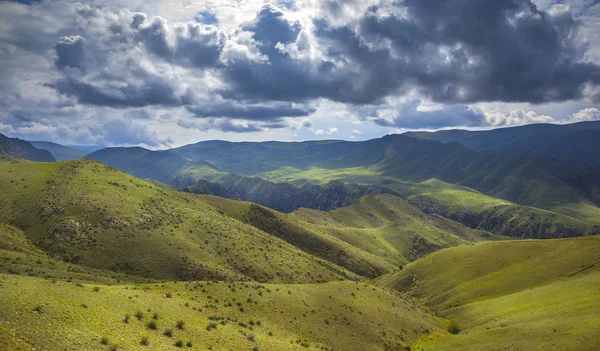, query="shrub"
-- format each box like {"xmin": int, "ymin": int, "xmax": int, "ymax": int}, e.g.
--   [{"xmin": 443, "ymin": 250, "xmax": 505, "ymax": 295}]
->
[
  {"xmin": 135, "ymin": 311, "xmax": 144, "ymax": 320},
  {"xmin": 176, "ymin": 320, "xmax": 185, "ymax": 330},
  {"xmin": 186, "ymin": 341, "xmax": 193, "ymax": 348},
  {"xmin": 153, "ymin": 312, "xmax": 159, "ymax": 320},
  {"xmin": 100, "ymin": 337, "xmax": 109, "ymax": 345},
  {"xmin": 123, "ymin": 314, "xmax": 130, "ymax": 323},
  {"xmin": 163, "ymin": 328, "xmax": 173, "ymax": 337},
  {"xmin": 446, "ymin": 319, "xmax": 460, "ymax": 335},
  {"xmin": 146, "ymin": 321, "xmax": 157, "ymax": 330},
  {"xmin": 140, "ymin": 336, "xmax": 149, "ymax": 346},
  {"xmin": 174, "ymin": 340, "xmax": 184, "ymax": 348},
  {"xmin": 93, "ymin": 286, "xmax": 100, "ymax": 292},
  {"xmin": 32, "ymin": 305, "xmax": 43, "ymax": 313}
]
